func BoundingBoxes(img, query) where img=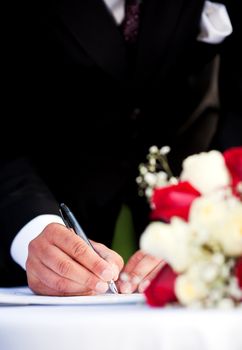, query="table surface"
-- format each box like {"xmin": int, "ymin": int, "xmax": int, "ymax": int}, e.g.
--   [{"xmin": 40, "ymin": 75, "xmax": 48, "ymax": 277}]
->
[{"xmin": 0, "ymin": 301, "xmax": 242, "ymax": 350}]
